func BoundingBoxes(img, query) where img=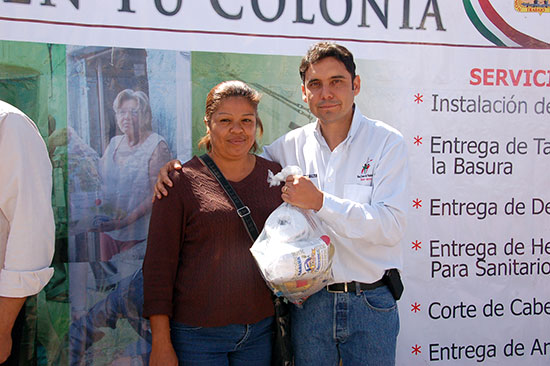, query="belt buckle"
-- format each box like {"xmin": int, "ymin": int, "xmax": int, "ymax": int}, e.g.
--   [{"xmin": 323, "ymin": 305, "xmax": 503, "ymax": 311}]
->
[{"xmin": 327, "ymin": 282, "xmax": 348, "ymax": 293}]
